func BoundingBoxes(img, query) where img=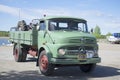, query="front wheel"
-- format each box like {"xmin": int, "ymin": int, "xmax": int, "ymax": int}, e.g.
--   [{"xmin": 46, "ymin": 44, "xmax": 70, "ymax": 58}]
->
[
  {"xmin": 38, "ymin": 50, "xmax": 54, "ymax": 76},
  {"xmin": 79, "ymin": 64, "xmax": 96, "ymax": 73}
]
